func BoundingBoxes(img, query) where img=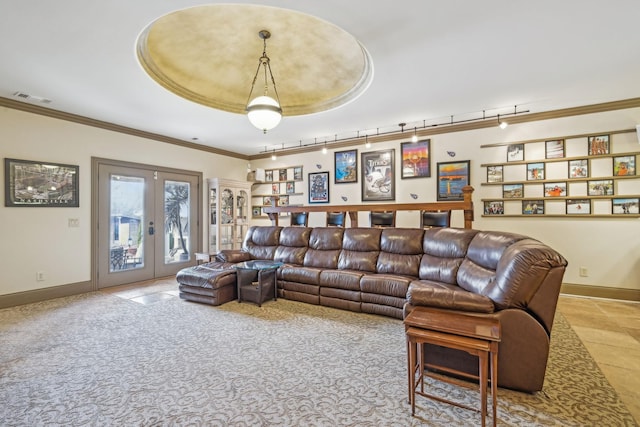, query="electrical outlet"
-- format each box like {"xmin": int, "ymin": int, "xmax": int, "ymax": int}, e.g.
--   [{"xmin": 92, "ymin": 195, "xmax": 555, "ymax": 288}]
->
[
  {"xmin": 579, "ymin": 267, "xmax": 588, "ymax": 277},
  {"xmin": 36, "ymin": 271, "xmax": 45, "ymax": 281}
]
